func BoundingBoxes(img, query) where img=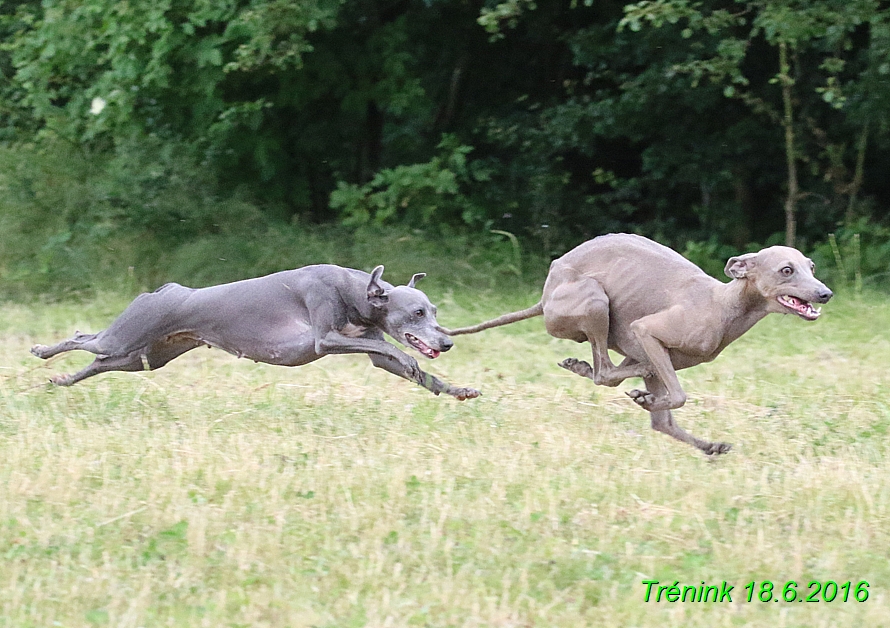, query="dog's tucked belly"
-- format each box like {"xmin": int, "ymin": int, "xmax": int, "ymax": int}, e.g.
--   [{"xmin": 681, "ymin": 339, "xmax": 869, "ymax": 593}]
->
[
  {"xmin": 668, "ymin": 351, "xmax": 712, "ymax": 371},
  {"xmin": 607, "ymin": 335, "xmax": 712, "ymax": 372},
  {"xmin": 166, "ymin": 317, "xmax": 314, "ymax": 364}
]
